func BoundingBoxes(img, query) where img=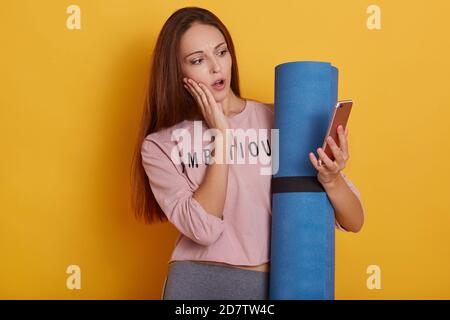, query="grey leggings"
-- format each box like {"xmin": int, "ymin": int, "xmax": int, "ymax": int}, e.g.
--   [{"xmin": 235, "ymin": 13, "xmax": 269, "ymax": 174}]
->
[{"xmin": 161, "ymin": 260, "xmax": 270, "ymax": 300}]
